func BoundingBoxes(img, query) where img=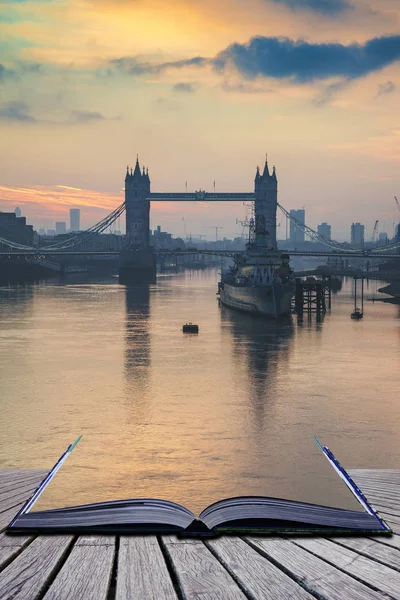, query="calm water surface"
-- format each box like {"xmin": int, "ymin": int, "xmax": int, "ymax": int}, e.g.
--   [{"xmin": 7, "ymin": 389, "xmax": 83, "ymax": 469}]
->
[{"xmin": 0, "ymin": 270, "xmax": 399, "ymax": 513}]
